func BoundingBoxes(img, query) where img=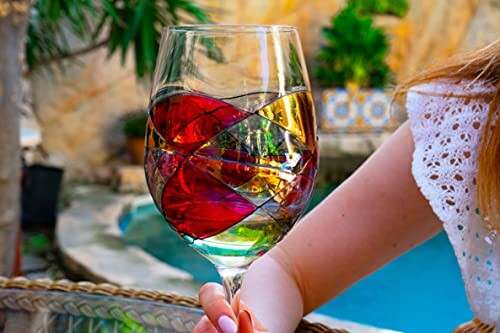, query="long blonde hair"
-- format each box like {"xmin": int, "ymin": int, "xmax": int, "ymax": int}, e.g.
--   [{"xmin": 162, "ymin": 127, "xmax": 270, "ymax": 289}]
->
[{"xmin": 398, "ymin": 39, "xmax": 500, "ymax": 231}]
